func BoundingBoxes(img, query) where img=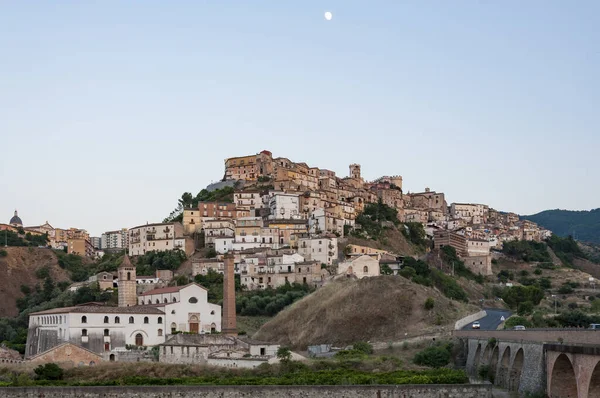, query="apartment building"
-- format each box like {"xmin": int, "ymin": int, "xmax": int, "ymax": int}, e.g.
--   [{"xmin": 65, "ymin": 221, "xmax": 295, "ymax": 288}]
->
[
  {"xmin": 101, "ymin": 229, "xmax": 129, "ymax": 250},
  {"xmin": 128, "ymin": 222, "xmax": 185, "ymax": 256}
]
